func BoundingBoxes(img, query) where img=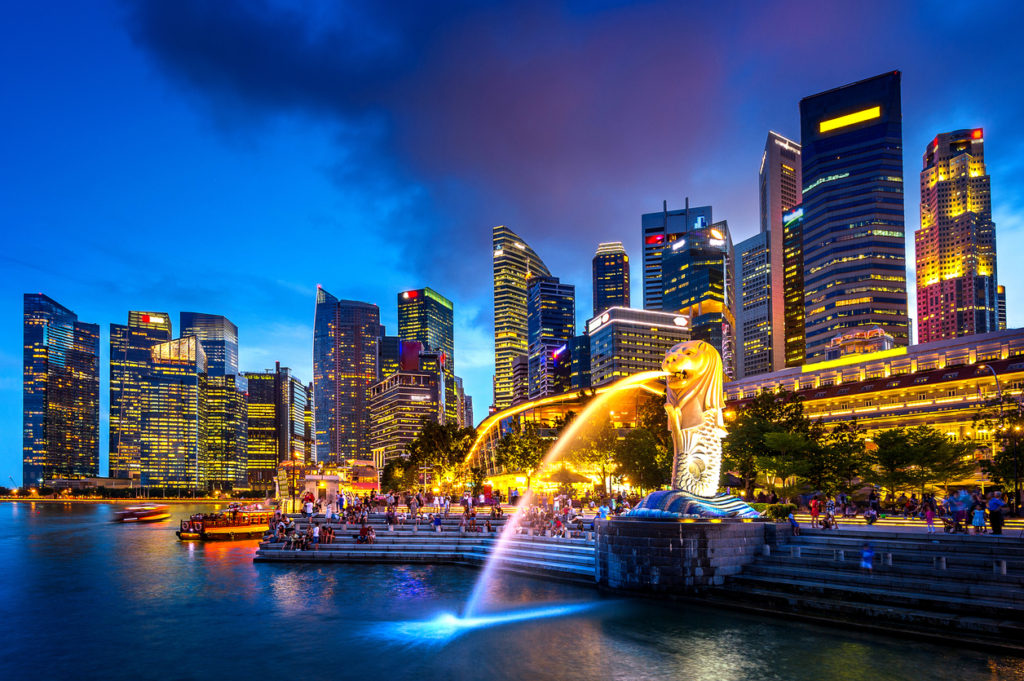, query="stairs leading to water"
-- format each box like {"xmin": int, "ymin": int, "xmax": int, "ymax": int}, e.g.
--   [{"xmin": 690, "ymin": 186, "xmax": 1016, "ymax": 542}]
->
[
  {"xmin": 254, "ymin": 513, "xmax": 597, "ymax": 585},
  {"xmin": 706, "ymin": 528, "xmax": 1024, "ymax": 654}
]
